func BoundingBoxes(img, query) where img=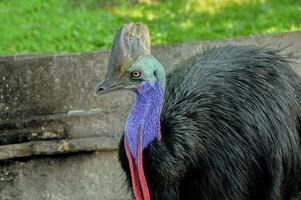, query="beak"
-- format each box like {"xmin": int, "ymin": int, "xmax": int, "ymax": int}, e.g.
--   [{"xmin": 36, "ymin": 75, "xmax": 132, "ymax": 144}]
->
[{"xmin": 95, "ymin": 78, "xmax": 124, "ymax": 96}]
